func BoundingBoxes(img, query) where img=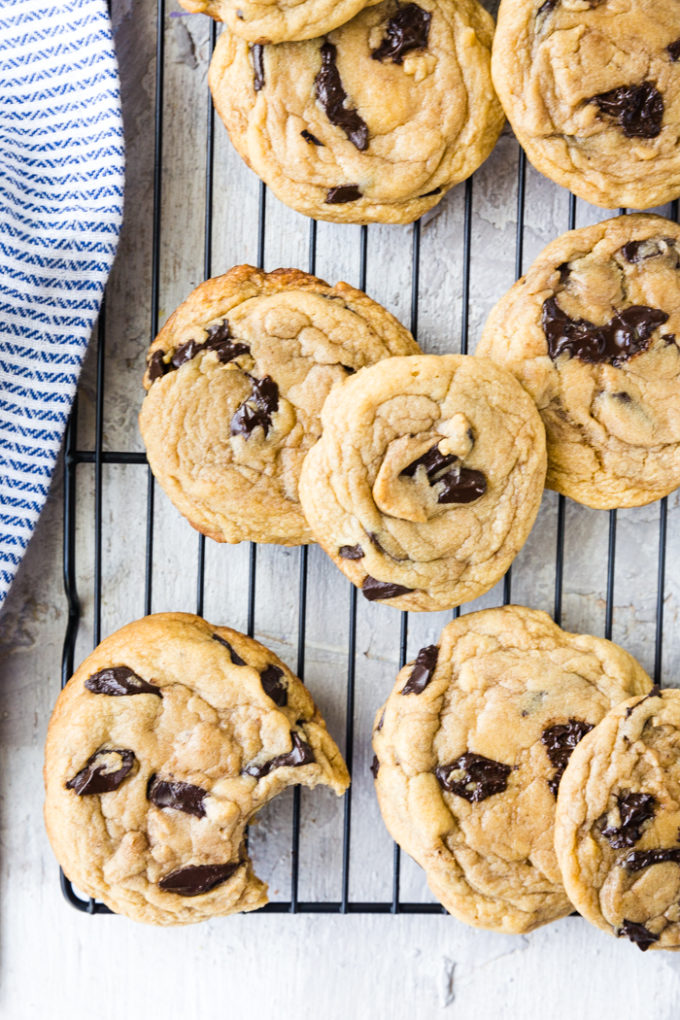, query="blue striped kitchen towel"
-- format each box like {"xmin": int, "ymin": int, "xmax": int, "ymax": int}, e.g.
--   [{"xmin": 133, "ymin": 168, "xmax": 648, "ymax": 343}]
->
[{"xmin": 0, "ymin": 0, "xmax": 124, "ymax": 609}]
